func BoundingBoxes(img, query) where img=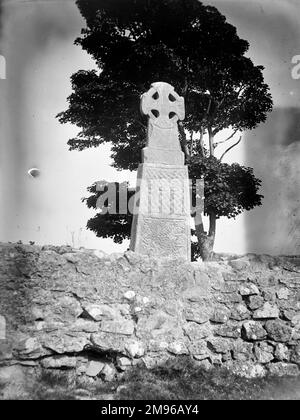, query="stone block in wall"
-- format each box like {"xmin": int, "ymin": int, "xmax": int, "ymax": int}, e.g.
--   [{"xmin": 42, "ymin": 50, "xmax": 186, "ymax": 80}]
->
[
  {"xmin": 100, "ymin": 319, "xmax": 135, "ymax": 336},
  {"xmin": 40, "ymin": 332, "xmax": 89, "ymax": 354},
  {"xmin": 229, "ymin": 259, "xmax": 251, "ymax": 271},
  {"xmin": 290, "ymin": 344, "xmax": 300, "ymax": 366},
  {"xmin": 239, "ymin": 284, "xmax": 260, "ymax": 297},
  {"xmin": 13, "ymin": 337, "xmax": 46, "ymax": 360},
  {"xmin": 187, "ymin": 340, "xmax": 209, "ymax": 359},
  {"xmin": 232, "ymin": 340, "xmax": 254, "ymax": 362},
  {"xmin": 209, "ymin": 308, "xmax": 230, "ymax": 324},
  {"xmin": 183, "ymin": 322, "xmax": 212, "ymax": 341},
  {"xmin": 184, "ymin": 303, "xmax": 210, "ymax": 324},
  {"xmin": 223, "ymin": 361, "xmax": 266, "ymax": 379},
  {"xmin": 41, "ymin": 356, "xmax": 77, "ymax": 369},
  {"xmin": 253, "ymin": 302, "xmax": 279, "ymax": 320},
  {"xmin": 242, "ymin": 321, "xmax": 267, "ymax": 341},
  {"xmin": 101, "ymin": 363, "xmax": 116, "ymax": 382},
  {"xmin": 276, "ymin": 288, "xmax": 290, "ymax": 300},
  {"xmin": 268, "ymin": 362, "xmax": 299, "ymax": 377},
  {"xmin": 90, "ymin": 332, "xmax": 130, "ymax": 354},
  {"xmin": 261, "ymin": 289, "xmax": 277, "ymax": 302},
  {"xmin": 254, "ymin": 342, "xmax": 274, "ymax": 364},
  {"xmin": 136, "ymin": 310, "xmax": 182, "ymax": 341},
  {"xmin": 215, "ymin": 323, "xmax": 241, "ymax": 339},
  {"xmin": 207, "ymin": 338, "xmax": 233, "ymax": 354},
  {"xmin": 265, "ymin": 320, "xmax": 293, "ymax": 343},
  {"xmin": 246, "ymin": 295, "xmax": 264, "ymax": 310},
  {"xmin": 216, "ymin": 293, "xmax": 243, "ymax": 305},
  {"xmin": 230, "ymin": 304, "xmax": 250, "ymax": 321},
  {"xmin": 124, "ymin": 340, "xmax": 145, "ymax": 358},
  {"xmin": 167, "ymin": 341, "xmax": 189, "ymax": 355},
  {"xmin": 274, "ymin": 343, "xmax": 290, "ymax": 362}
]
